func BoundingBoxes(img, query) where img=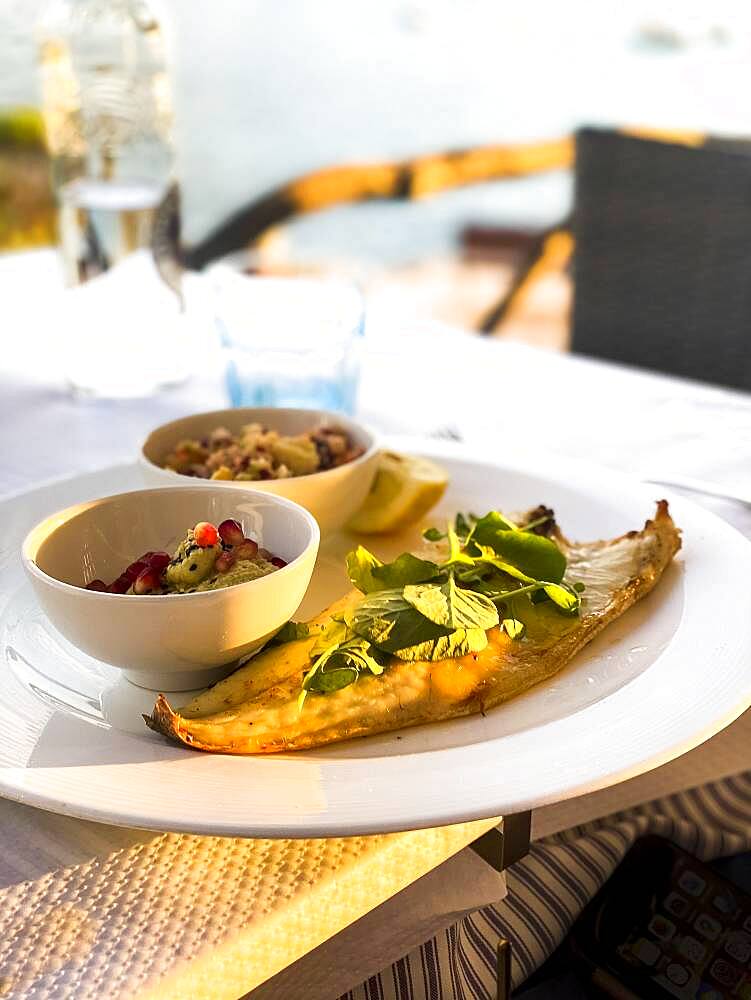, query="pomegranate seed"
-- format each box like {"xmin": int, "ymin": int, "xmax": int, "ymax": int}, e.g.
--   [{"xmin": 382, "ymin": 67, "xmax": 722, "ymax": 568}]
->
[
  {"xmin": 85, "ymin": 579, "xmax": 108, "ymax": 592},
  {"xmin": 124, "ymin": 559, "xmax": 148, "ymax": 582},
  {"xmin": 215, "ymin": 550, "xmax": 236, "ymax": 573},
  {"xmin": 217, "ymin": 518, "xmax": 244, "ymax": 546},
  {"xmin": 147, "ymin": 551, "xmax": 171, "ymax": 572},
  {"xmin": 234, "ymin": 539, "xmax": 259, "ymax": 560},
  {"xmin": 270, "ymin": 556, "xmax": 287, "ymax": 568},
  {"xmin": 133, "ymin": 568, "xmax": 162, "ymax": 595},
  {"xmin": 108, "ymin": 575, "xmax": 131, "ymax": 594},
  {"xmin": 193, "ymin": 521, "xmax": 219, "ymax": 547}
]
